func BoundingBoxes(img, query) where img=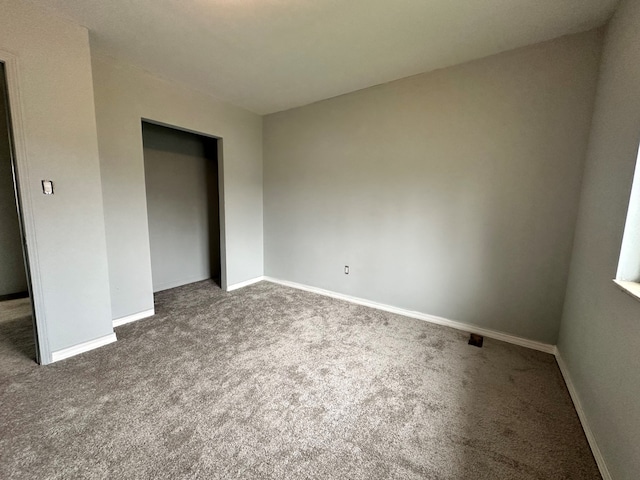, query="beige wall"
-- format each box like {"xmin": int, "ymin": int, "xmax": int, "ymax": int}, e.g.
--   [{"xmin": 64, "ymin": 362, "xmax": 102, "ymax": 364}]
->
[
  {"xmin": 91, "ymin": 54, "xmax": 263, "ymax": 320},
  {"xmin": 0, "ymin": 1, "xmax": 113, "ymax": 361},
  {"xmin": 264, "ymin": 30, "xmax": 602, "ymax": 344},
  {"xmin": 557, "ymin": 0, "xmax": 640, "ymax": 477}
]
